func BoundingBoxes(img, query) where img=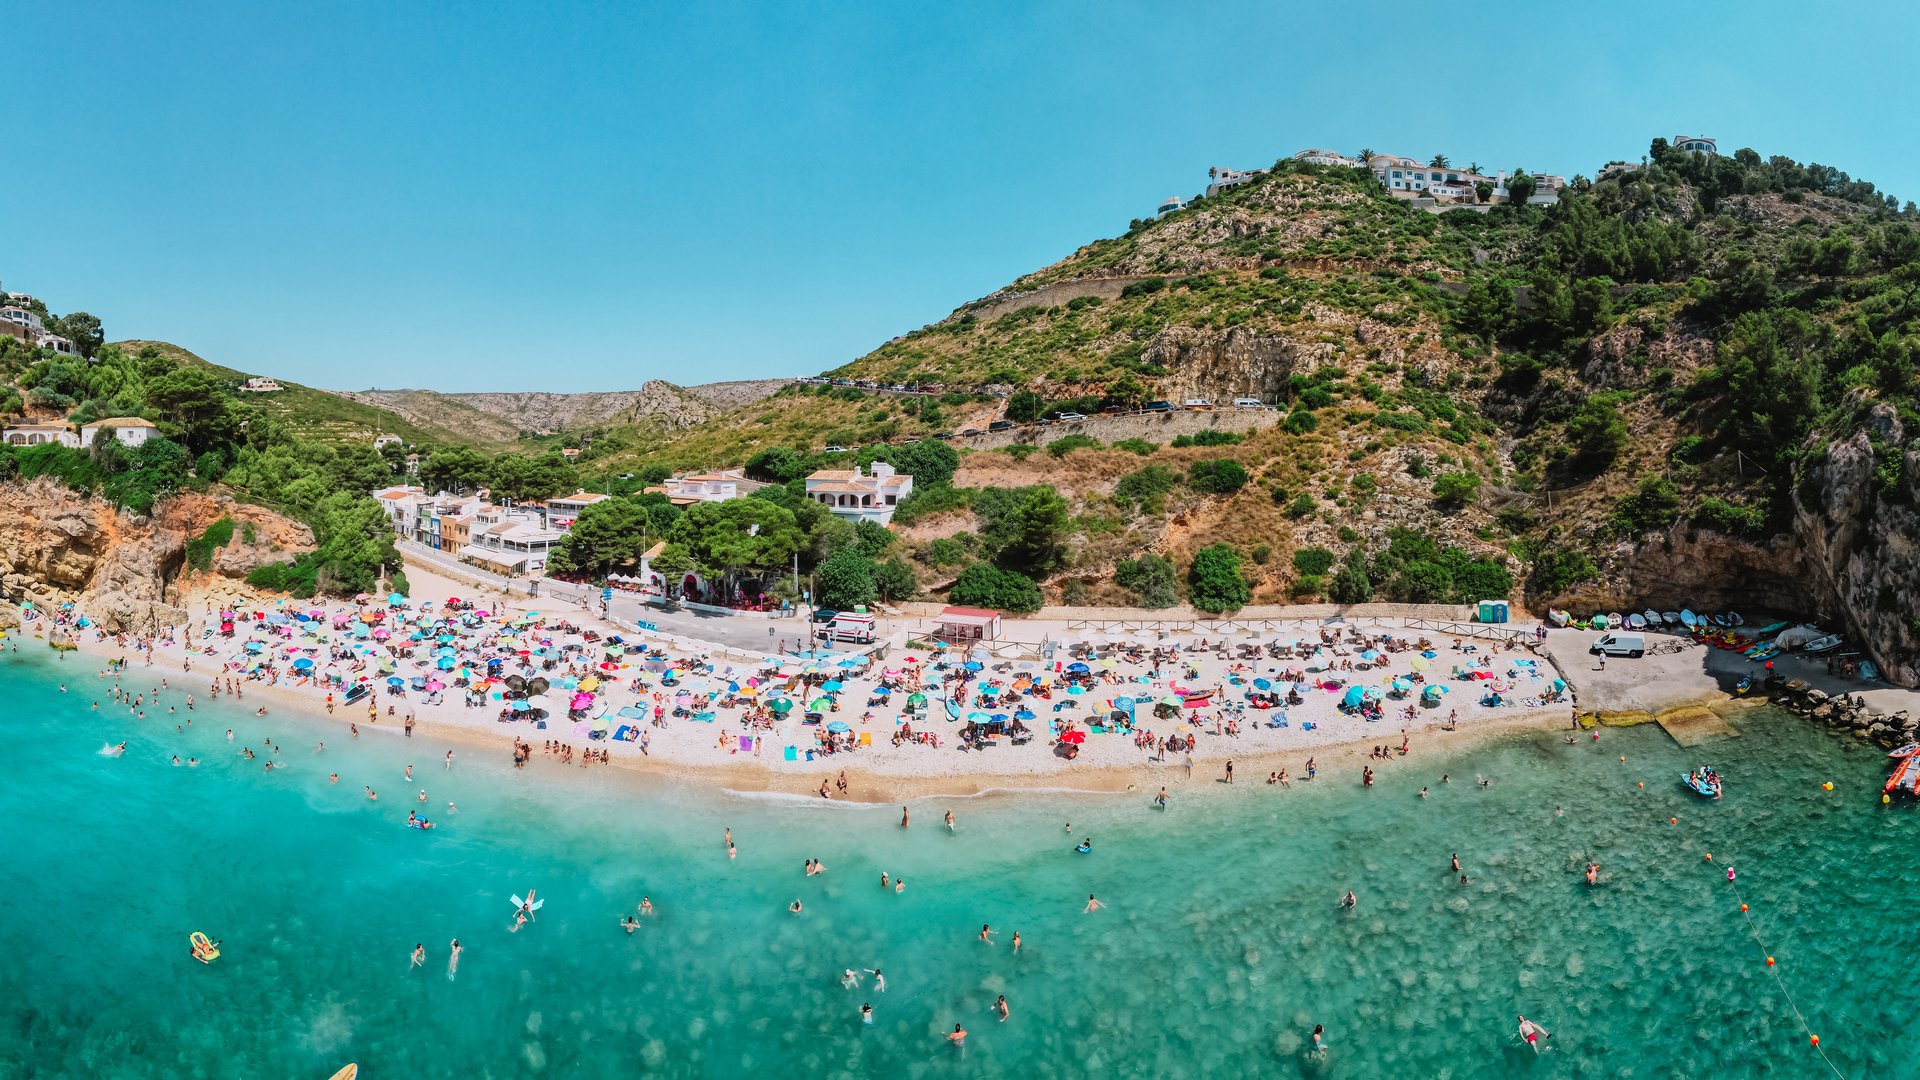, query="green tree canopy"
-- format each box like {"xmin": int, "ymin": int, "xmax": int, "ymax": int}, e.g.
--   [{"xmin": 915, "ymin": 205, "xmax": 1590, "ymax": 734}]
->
[{"xmin": 1188, "ymin": 544, "xmax": 1250, "ymax": 613}]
